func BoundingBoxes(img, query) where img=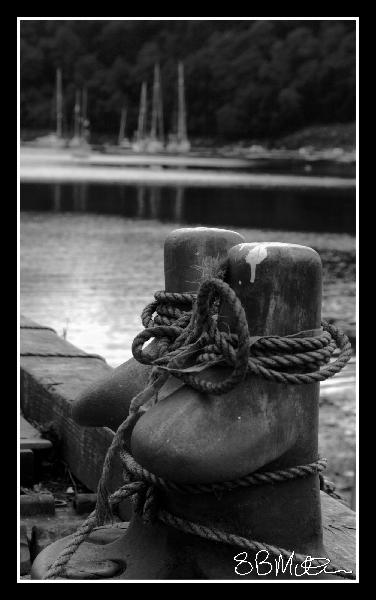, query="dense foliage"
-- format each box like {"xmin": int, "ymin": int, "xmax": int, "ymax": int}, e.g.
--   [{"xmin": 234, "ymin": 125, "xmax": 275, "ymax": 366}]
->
[{"xmin": 20, "ymin": 20, "xmax": 356, "ymax": 141}]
